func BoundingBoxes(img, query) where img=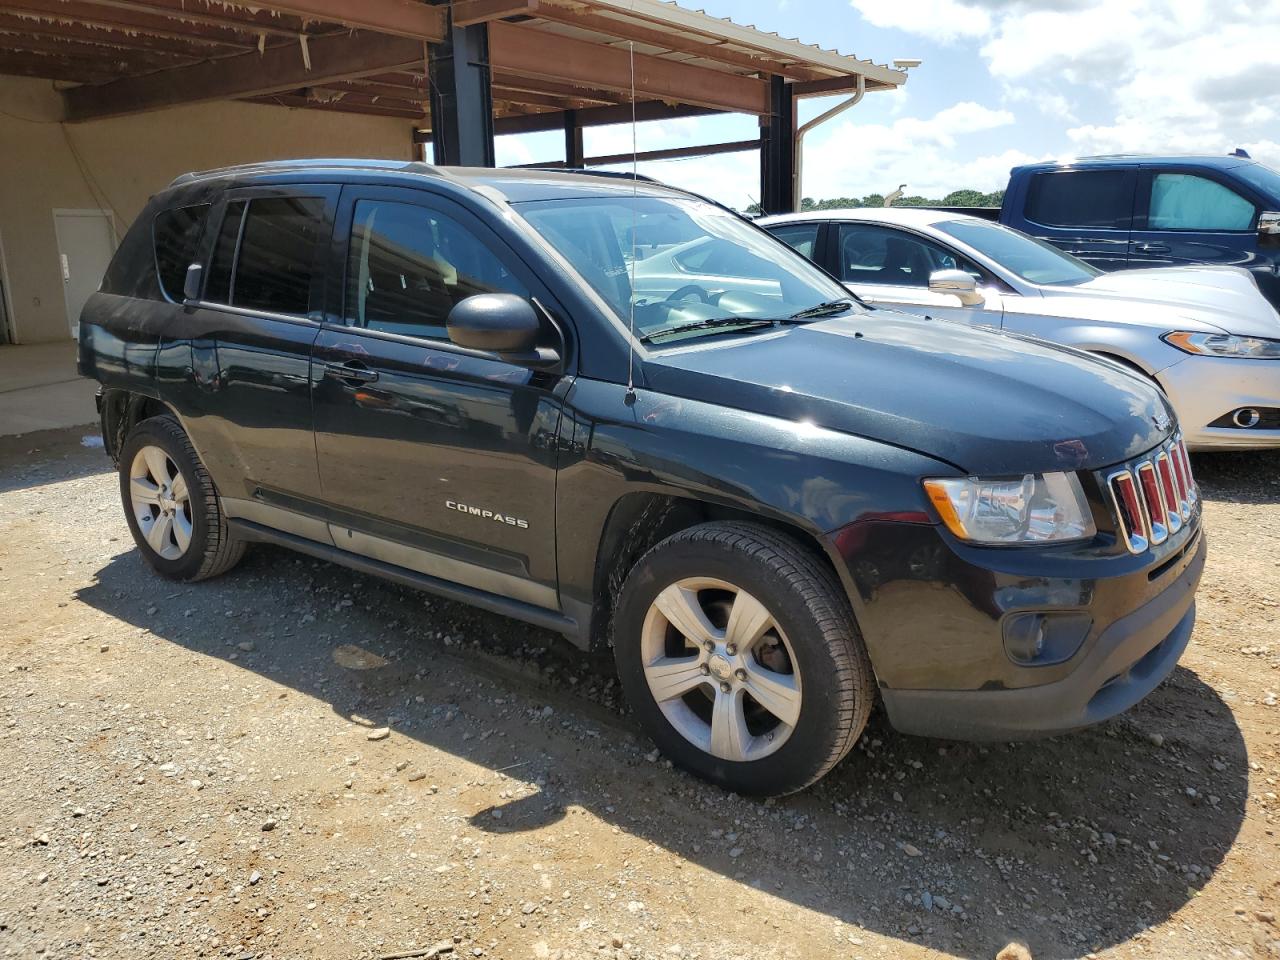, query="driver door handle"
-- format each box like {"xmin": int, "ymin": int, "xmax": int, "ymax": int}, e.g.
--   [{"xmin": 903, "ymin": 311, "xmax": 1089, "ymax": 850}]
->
[{"xmin": 324, "ymin": 360, "xmax": 379, "ymax": 384}]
